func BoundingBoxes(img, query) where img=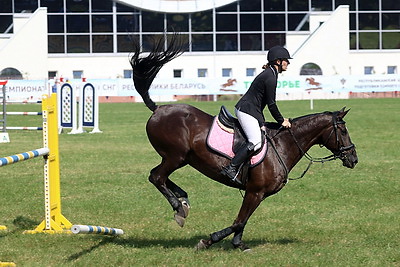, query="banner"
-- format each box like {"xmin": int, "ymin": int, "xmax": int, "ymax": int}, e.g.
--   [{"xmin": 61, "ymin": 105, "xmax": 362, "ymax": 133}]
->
[{"xmin": 2, "ymin": 74, "xmax": 399, "ymax": 101}]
